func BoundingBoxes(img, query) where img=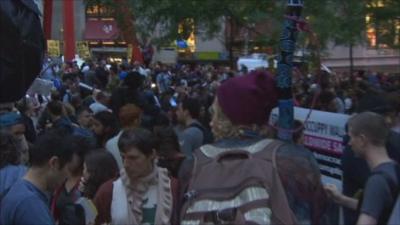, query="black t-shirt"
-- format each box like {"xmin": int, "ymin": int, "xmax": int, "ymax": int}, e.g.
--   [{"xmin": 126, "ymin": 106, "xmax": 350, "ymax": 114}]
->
[
  {"xmin": 342, "ymin": 130, "xmax": 400, "ymax": 225},
  {"xmin": 361, "ymin": 161, "xmax": 400, "ymax": 224}
]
